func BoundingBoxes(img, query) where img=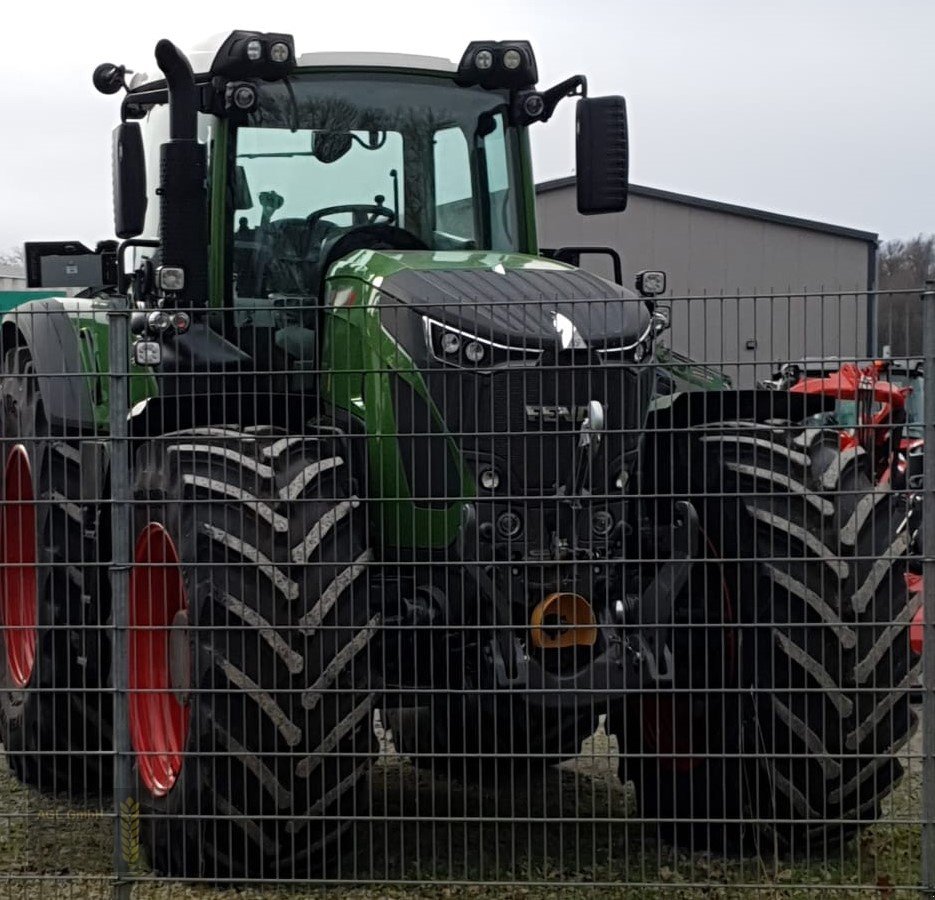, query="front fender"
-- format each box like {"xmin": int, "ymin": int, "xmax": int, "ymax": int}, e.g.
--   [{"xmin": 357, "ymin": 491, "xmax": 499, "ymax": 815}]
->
[{"xmin": 646, "ymin": 387, "xmax": 827, "ymax": 433}]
